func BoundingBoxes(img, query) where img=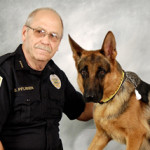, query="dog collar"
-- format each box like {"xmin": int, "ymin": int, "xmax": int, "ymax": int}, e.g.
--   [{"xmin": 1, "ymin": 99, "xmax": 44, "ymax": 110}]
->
[{"xmin": 100, "ymin": 71, "xmax": 125, "ymax": 104}]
